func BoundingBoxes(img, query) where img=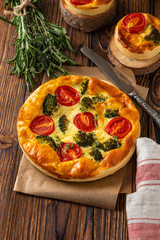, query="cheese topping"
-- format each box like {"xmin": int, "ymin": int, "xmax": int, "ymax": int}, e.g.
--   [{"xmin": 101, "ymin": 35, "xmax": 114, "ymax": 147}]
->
[
  {"xmin": 39, "ymin": 89, "xmax": 112, "ymax": 159},
  {"xmin": 65, "ymin": 0, "xmax": 114, "ymax": 16}
]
